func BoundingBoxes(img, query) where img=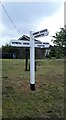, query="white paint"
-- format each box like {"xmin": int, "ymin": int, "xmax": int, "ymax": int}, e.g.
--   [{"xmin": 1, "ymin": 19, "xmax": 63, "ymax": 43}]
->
[
  {"xmin": 30, "ymin": 31, "xmax": 35, "ymax": 84},
  {"xmin": 9, "ymin": 39, "xmax": 50, "ymax": 48},
  {"xmin": 10, "ymin": 29, "xmax": 49, "ymax": 90},
  {"xmin": 9, "ymin": 40, "xmax": 30, "ymax": 47},
  {"xmin": 33, "ymin": 29, "xmax": 49, "ymax": 38}
]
